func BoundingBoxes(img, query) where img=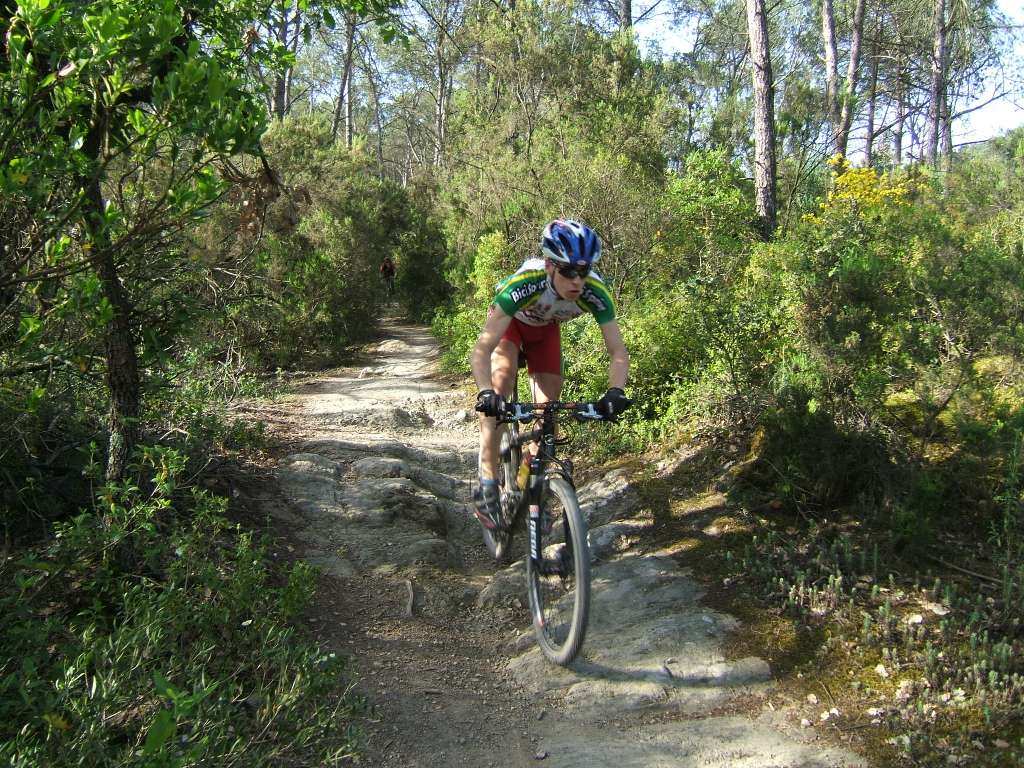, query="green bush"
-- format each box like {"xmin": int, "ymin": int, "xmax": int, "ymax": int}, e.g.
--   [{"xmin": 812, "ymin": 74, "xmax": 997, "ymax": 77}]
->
[
  {"xmin": 432, "ymin": 231, "xmax": 516, "ymax": 373},
  {"xmin": 0, "ymin": 447, "xmax": 362, "ymax": 767},
  {"xmin": 395, "ymin": 213, "xmax": 452, "ymax": 322},
  {"xmin": 191, "ymin": 114, "xmax": 452, "ymax": 371},
  {"xmin": 738, "ymin": 161, "xmax": 1024, "ymax": 523},
  {"xmin": 431, "ymin": 143, "xmax": 1024, "ymax": 544}
]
